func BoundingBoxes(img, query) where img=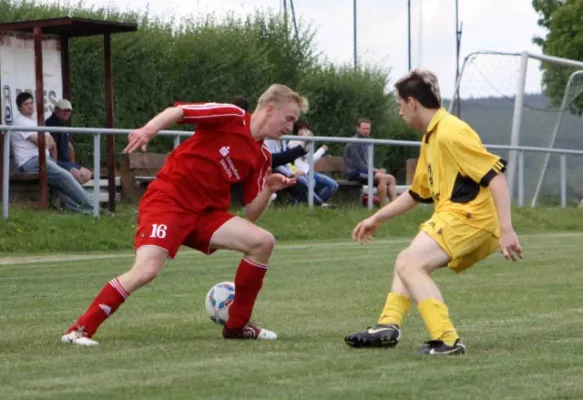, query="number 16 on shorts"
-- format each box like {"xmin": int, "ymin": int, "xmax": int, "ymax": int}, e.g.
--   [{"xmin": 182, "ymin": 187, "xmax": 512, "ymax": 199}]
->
[{"xmin": 150, "ymin": 224, "xmax": 168, "ymax": 239}]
